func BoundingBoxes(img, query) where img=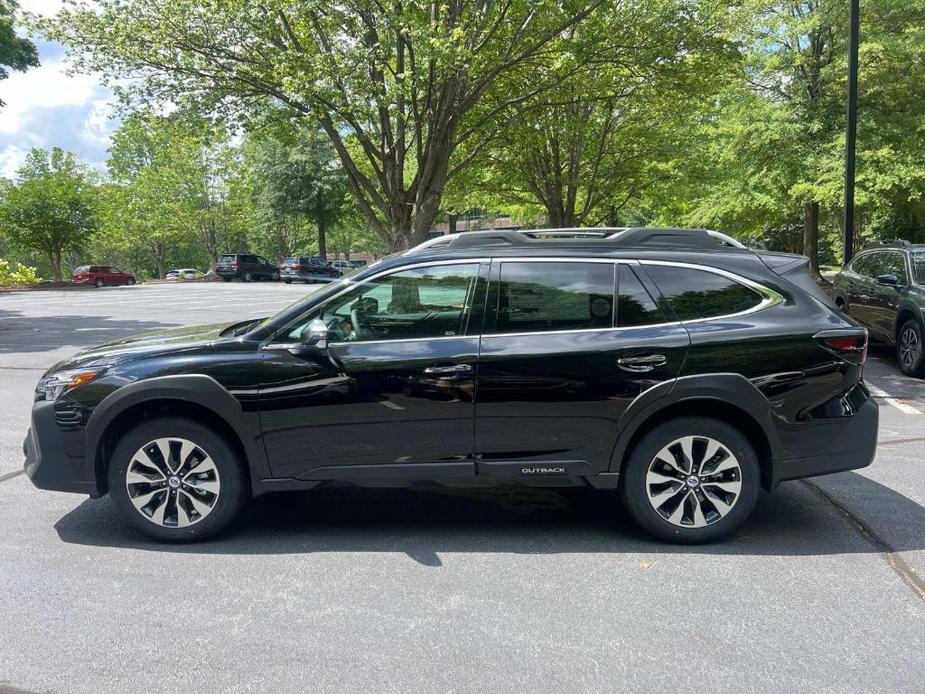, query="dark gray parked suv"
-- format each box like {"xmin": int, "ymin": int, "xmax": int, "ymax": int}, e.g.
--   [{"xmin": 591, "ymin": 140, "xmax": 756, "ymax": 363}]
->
[
  {"xmin": 833, "ymin": 241, "xmax": 925, "ymax": 376},
  {"xmin": 215, "ymin": 254, "xmax": 279, "ymax": 282}
]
